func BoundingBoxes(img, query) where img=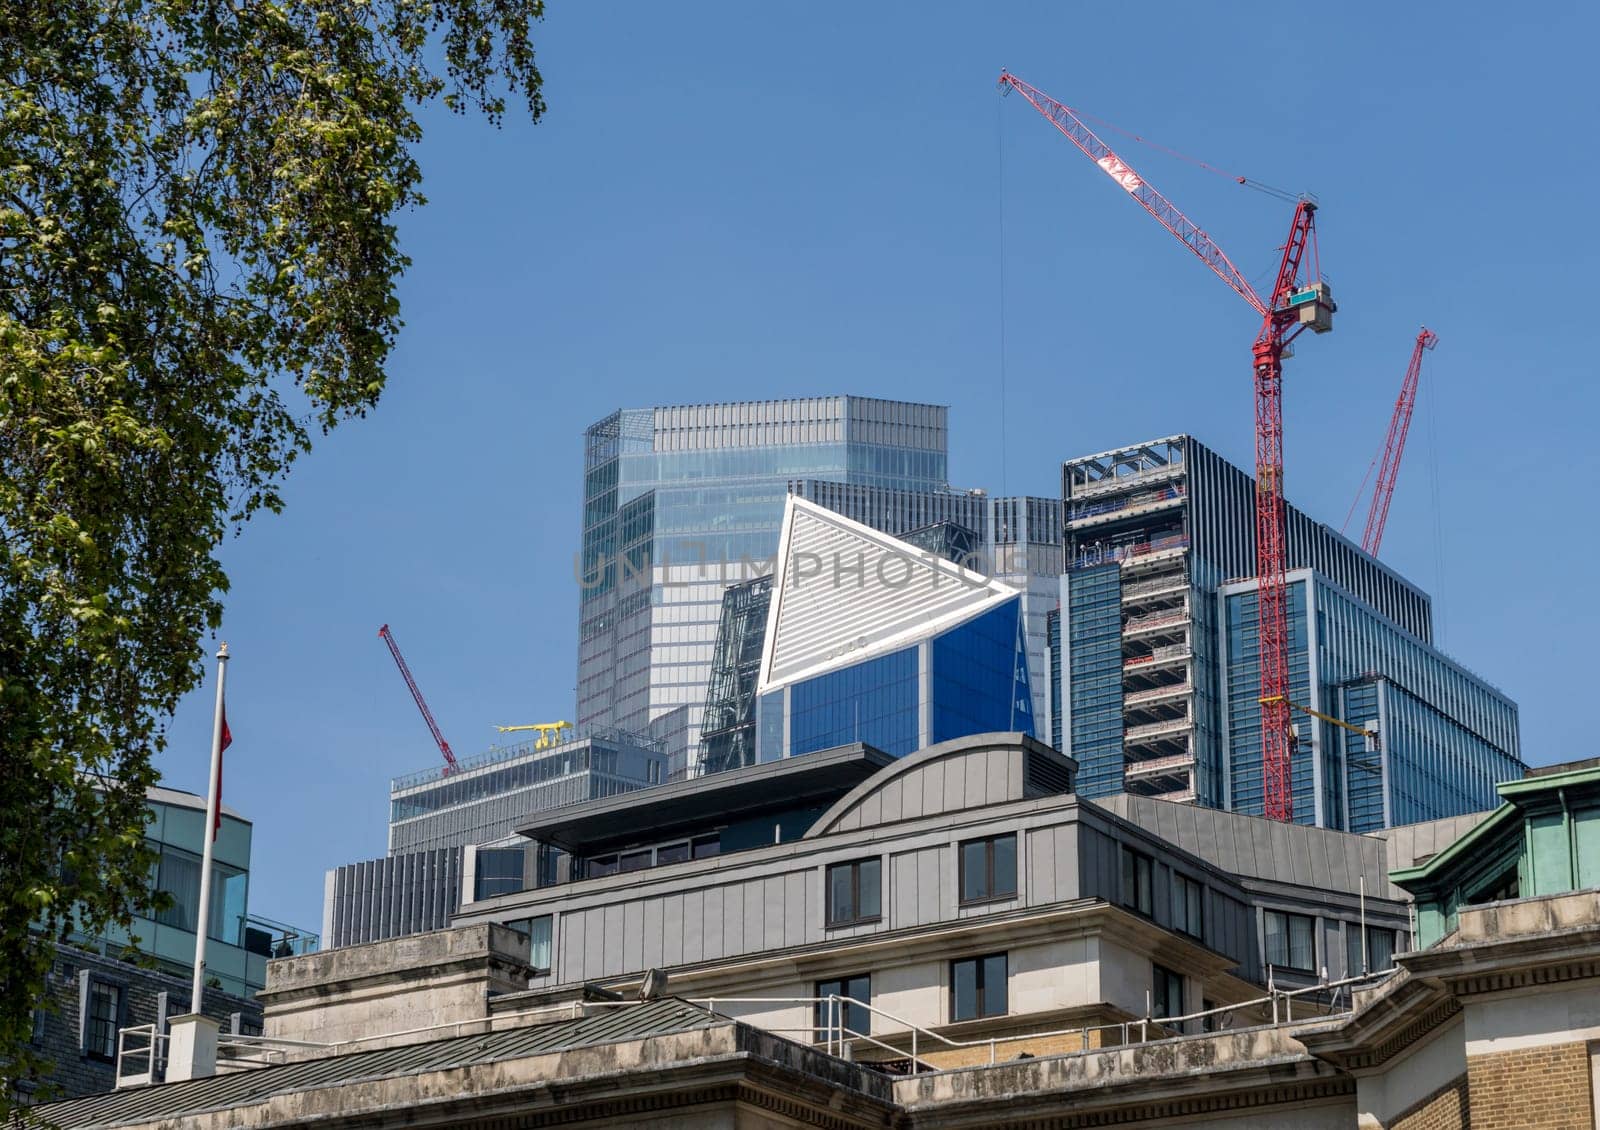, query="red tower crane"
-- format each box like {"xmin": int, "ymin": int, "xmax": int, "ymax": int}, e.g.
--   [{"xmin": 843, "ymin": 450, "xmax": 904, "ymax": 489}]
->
[
  {"xmin": 1358, "ymin": 328, "xmax": 1439, "ymax": 556},
  {"xmin": 999, "ymin": 72, "xmax": 1336, "ymax": 823},
  {"xmin": 378, "ymin": 623, "xmax": 459, "ymax": 776}
]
